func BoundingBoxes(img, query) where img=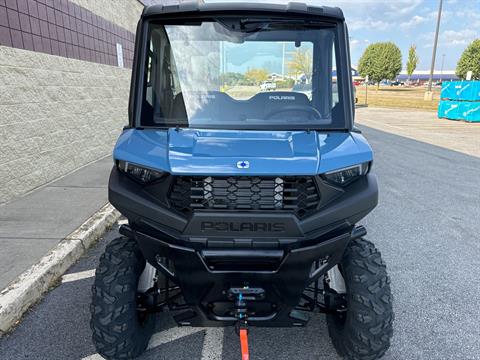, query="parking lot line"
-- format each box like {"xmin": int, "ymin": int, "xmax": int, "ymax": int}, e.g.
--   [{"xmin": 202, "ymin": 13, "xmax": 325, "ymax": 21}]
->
[
  {"xmin": 147, "ymin": 326, "xmax": 205, "ymax": 349},
  {"xmin": 81, "ymin": 326, "xmax": 224, "ymax": 360},
  {"xmin": 201, "ymin": 327, "xmax": 224, "ymax": 360},
  {"xmin": 81, "ymin": 353, "xmax": 104, "ymax": 360}
]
